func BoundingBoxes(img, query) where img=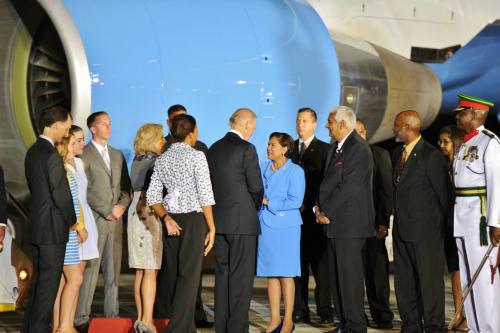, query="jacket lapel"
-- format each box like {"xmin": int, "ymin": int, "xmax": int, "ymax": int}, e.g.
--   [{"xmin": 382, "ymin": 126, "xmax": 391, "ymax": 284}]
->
[
  {"xmin": 87, "ymin": 143, "xmax": 112, "ymax": 177},
  {"xmin": 398, "ymin": 139, "xmax": 423, "ymax": 183}
]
